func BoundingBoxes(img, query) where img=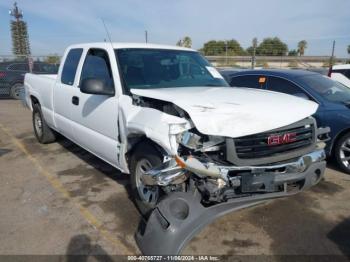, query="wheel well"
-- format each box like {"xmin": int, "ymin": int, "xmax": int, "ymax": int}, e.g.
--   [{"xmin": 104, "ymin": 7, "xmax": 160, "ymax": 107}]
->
[
  {"xmin": 126, "ymin": 135, "xmax": 167, "ymax": 160},
  {"xmin": 30, "ymin": 96, "xmax": 40, "ymax": 106},
  {"xmin": 331, "ymin": 128, "xmax": 350, "ymax": 155}
]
